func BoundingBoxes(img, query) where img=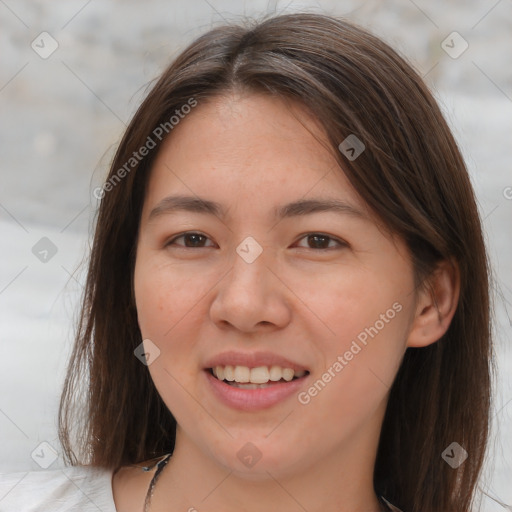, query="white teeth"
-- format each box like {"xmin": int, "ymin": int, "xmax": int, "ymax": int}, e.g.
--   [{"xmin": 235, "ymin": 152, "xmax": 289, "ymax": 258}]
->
[
  {"xmin": 269, "ymin": 365, "xmax": 282, "ymax": 381},
  {"xmin": 215, "ymin": 366, "xmax": 224, "ymax": 381},
  {"xmin": 224, "ymin": 365, "xmax": 235, "ymax": 381},
  {"xmin": 234, "ymin": 366, "xmax": 250, "ymax": 383},
  {"xmin": 250, "ymin": 366, "xmax": 270, "ymax": 384},
  {"xmin": 282, "ymin": 368, "xmax": 294, "ymax": 382},
  {"xmin": 211, "ymin": 365, "xmax": 307, "ymax": 384}
]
